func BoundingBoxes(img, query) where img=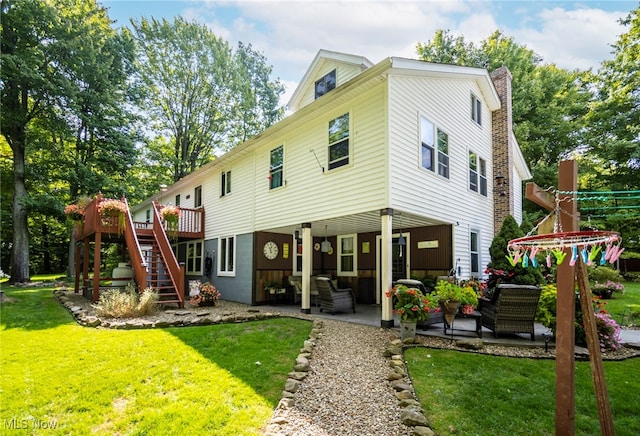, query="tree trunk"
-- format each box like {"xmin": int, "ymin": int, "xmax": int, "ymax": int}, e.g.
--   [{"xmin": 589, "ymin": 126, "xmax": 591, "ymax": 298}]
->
[{"xmin": 11, "ymin": 138, "xmax": 29, "ymax": 282}]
